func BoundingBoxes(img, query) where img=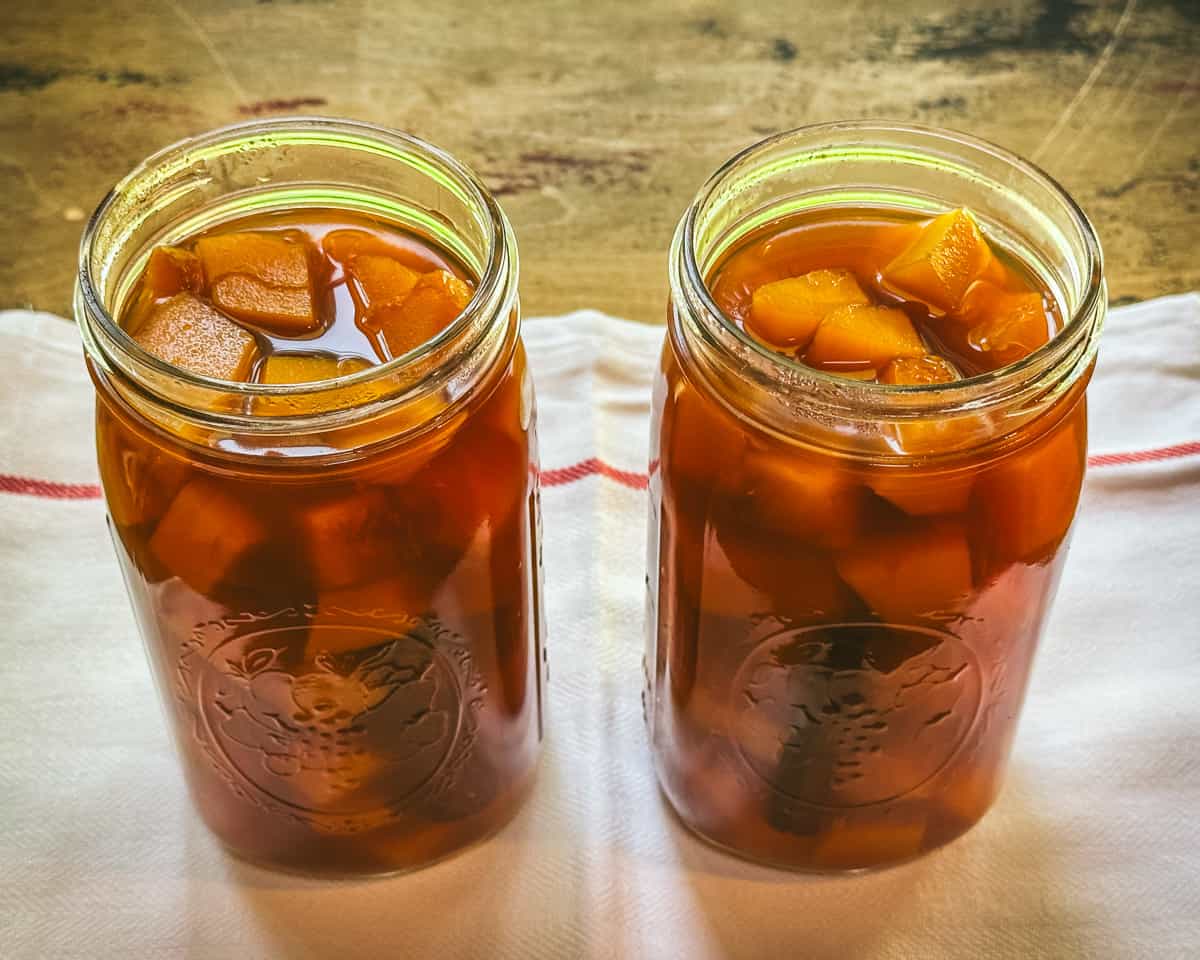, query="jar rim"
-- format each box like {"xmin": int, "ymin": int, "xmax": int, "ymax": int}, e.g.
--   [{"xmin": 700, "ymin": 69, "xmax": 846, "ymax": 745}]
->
[
  {"xmin": 671, "ymin": 119, "xmax": 1105, "ymax": 422},
  {"xmin": 77, "ymin": 116, "xmax": 518, "ymax": 430}
]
